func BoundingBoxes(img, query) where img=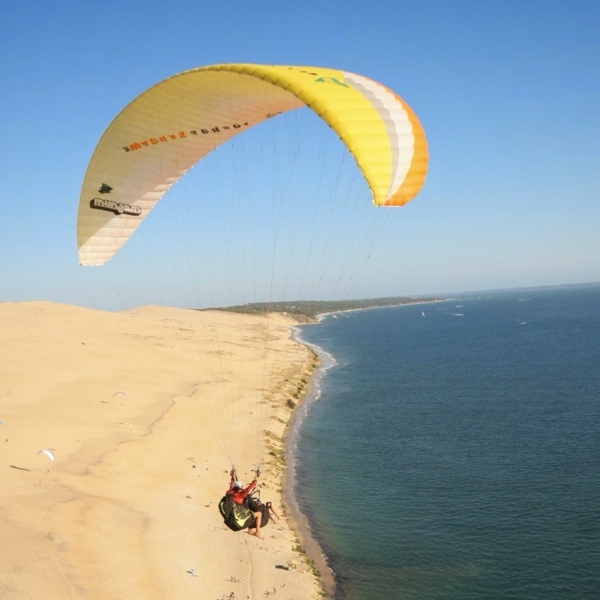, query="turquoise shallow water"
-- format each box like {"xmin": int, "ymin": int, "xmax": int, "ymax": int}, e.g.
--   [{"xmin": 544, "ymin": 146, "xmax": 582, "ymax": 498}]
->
[{"xmin": 294, "ymin": 286, "xmax": 600, "ymax": 600}]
